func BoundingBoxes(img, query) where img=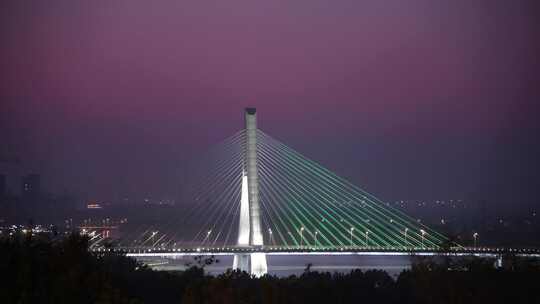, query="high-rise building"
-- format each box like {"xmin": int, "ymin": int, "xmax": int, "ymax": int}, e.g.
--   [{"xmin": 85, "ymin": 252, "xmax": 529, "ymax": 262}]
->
[
  {"xmin": 22, "ymin": 174, "xmax": 41, "ymax": 199},
  {"xmin": 0, "ymin": 174, "xmax": 6, "ymax": 198}
]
